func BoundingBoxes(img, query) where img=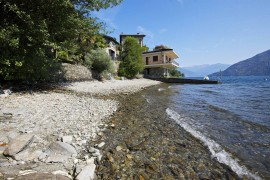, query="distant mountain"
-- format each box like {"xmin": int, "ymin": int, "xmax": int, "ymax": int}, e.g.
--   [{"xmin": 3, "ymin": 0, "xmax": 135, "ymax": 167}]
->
[
  {"xmin": 179, "ymin": 63, "xmax": 230, "ymax": 77},
  {"xmin": 210, "ymin": 50, "xmax": 270, "ymax": 76}
]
